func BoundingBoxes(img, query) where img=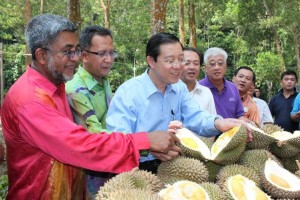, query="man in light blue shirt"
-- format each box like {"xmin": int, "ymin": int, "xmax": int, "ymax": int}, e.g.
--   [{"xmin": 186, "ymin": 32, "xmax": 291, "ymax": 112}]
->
[{"xmin": 106, "ymin": 33, "xmax": 252, "ymax": 173}]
